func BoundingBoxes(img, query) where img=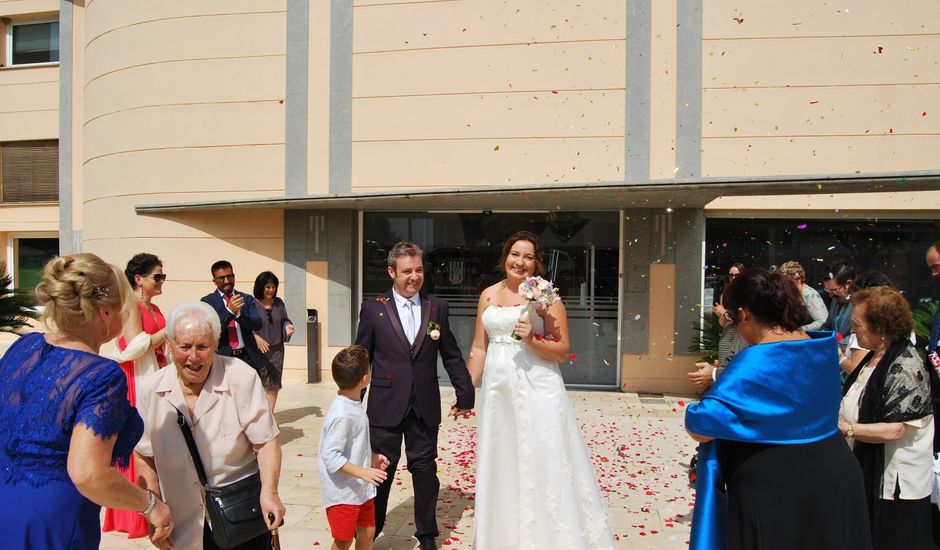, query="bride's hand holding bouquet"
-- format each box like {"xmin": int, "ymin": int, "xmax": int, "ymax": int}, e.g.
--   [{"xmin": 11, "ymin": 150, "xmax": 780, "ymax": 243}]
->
[{"xmin": 512, "ymin": 276, "xmax": 561, "ymax": 341}]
